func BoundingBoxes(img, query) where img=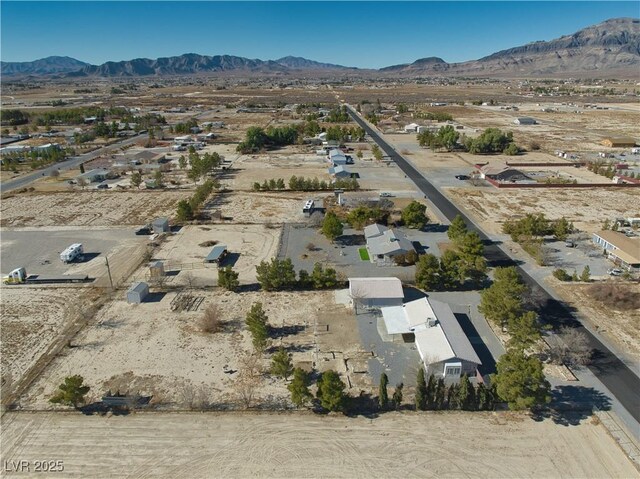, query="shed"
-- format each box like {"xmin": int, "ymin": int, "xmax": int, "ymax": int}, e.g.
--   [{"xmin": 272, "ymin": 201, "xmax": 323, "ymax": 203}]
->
[
  {"xmin": 149, "ymin": 261, "xmax": 165, "ymax": 278},
  {"xmin": 127, "ymin": 282, "xmax": 149, "ymax": 304},
  {"xmin": 348, "ymin": 277, "xmax": 404, "ymax": 309},
  {"xmin": 601, "ymin": 137, "xmax": 637, "ymax": 148},
  {"xmin": 152, "ymin": 217, "xmax": 170, "ymax": 233},
  {"xmin": 205, "ymin": 245, "xmax": 228, "ymax": 264}
]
